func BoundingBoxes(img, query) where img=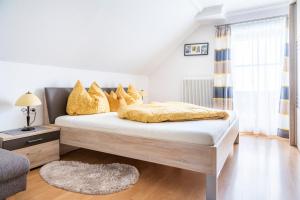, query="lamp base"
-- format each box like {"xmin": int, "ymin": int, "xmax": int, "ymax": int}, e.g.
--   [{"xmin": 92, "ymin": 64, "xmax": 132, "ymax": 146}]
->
[{"xmin": 21, "ymin": 126, "xmax": 35, "ymax": 131}]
